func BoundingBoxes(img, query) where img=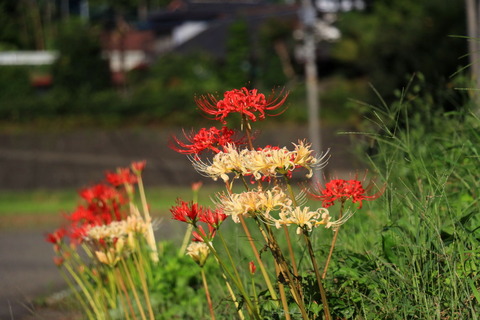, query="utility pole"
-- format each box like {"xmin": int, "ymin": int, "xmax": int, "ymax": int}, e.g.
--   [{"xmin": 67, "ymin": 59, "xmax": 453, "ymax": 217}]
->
[
  {"xmin": 301, "ymin": 0, "xmax": 322, "ymax": 183},
  {"xmin": 466, "ymin": 0, "xmax": 480, "ymax": 113}
]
